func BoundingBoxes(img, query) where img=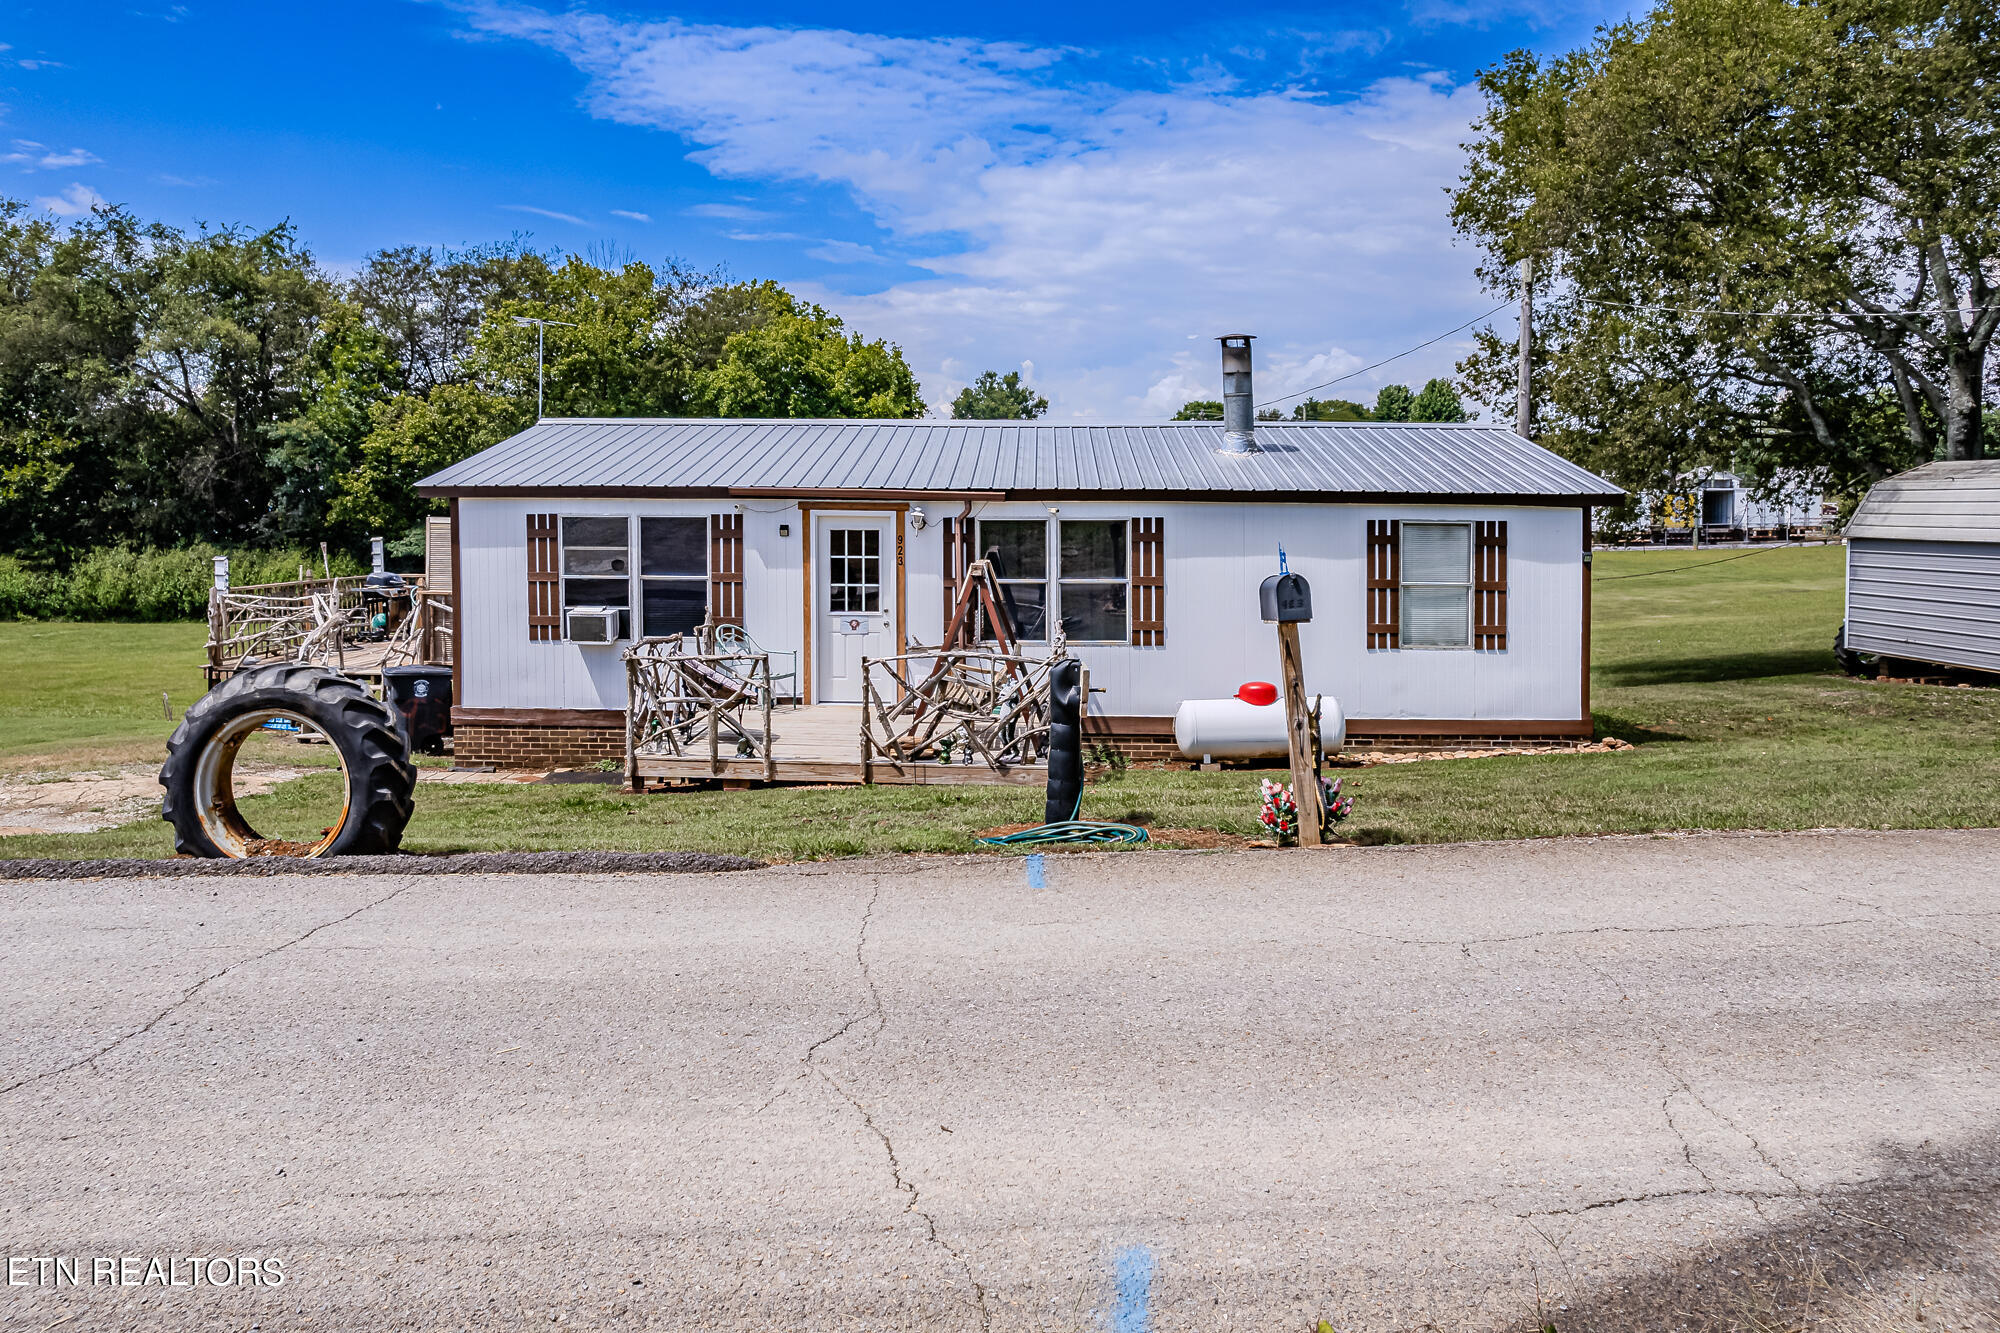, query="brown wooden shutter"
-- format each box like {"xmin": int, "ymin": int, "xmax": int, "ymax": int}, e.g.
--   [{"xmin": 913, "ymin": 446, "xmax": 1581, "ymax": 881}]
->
[
  {"xmin": 1130, "ymin": 517, "xmax": 1165, "ymax": 646},
  {"xmin": 1366, "ymin": 519, "xmax": 1399, "ymax": 649},
  {"xmin": 527, "ymin": 513, "xmax": 561, "ymax": 641},
  {"xmin": 710, "ymin": 513, "xmax": 744, "ymax": 627},
  {"xmin": 1474, "ymin": 520, "xmax": 1508, "ymax": 650}
]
